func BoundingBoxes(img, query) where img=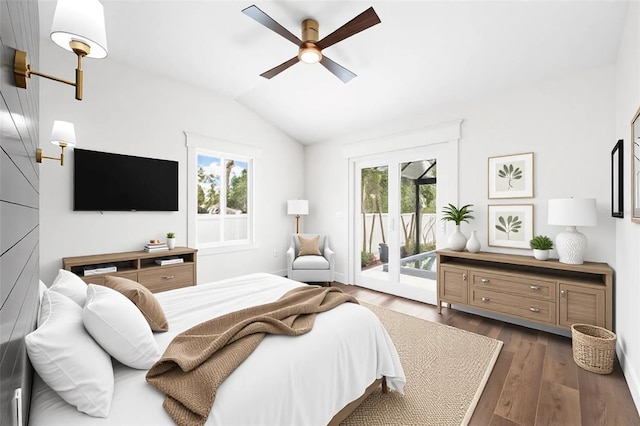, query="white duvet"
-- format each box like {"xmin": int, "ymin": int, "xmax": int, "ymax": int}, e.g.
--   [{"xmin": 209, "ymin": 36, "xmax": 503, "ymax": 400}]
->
[{"xmin": 29, "ymin": 273, "xmax": 405, "ymax": 425}]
